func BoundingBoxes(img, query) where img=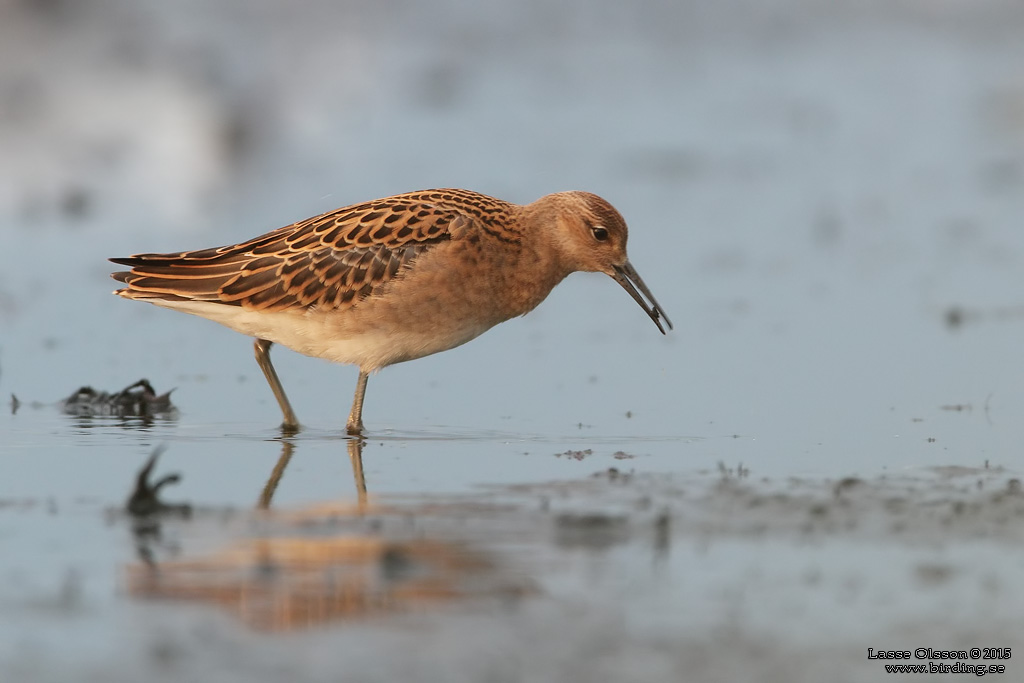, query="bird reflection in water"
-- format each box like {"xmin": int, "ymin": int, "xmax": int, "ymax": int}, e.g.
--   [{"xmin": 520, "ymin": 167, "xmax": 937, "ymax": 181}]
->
[
  {"xmin": 257, "ymin": 437, "xmax": 367, "ymax": 510},
  {"xmin": 124, "ymin": 438, "xmax": 531, "ymax": 631}
]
